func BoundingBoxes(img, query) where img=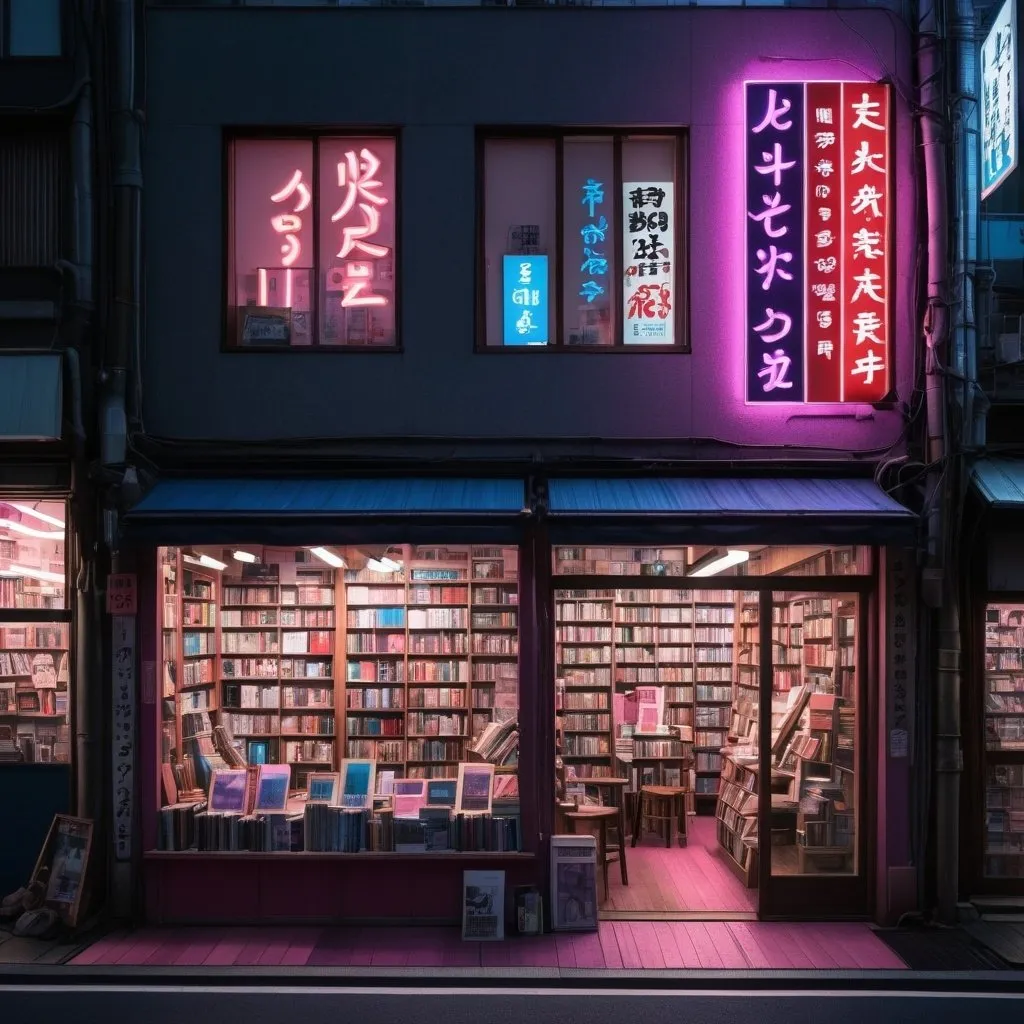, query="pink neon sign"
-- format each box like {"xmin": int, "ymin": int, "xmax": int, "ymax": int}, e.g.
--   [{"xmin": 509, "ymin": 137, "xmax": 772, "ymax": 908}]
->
[{"xmin": 232, "ymin": 137, "xmax": 396, "ymax": 347}]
